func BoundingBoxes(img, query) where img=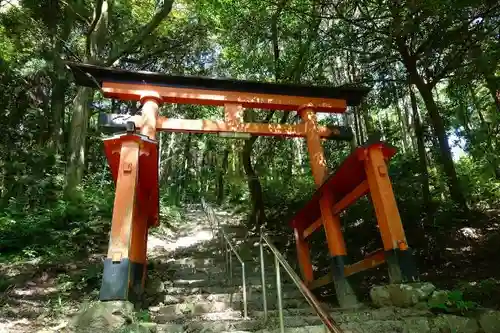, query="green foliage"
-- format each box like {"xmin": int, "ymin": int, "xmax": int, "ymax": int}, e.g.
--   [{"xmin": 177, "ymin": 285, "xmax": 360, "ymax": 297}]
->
[
  {"xmin": 428, "ymin": 290, "xmax": 478, "ymax": 315},
  {"xmin": 135, "ymin": 309, "xmax": 151, "ymax": 322},
  {"xmin": 457, "ymin": 279, "xmax": 500, "ymax": 310},
  {"xmin": 0, "ymin": 176, "xmax": 114, "ymax": 262}
]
